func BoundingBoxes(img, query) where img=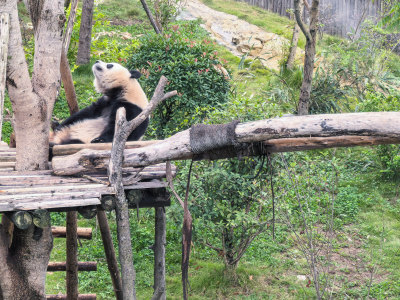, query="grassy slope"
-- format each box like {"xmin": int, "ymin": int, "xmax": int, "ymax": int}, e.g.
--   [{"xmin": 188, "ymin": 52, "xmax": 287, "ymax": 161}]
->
[{"xmin": 44, "ymin": 0, "xmax": 400, "ymax": 299}]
